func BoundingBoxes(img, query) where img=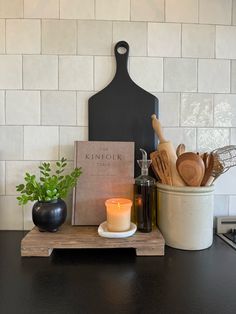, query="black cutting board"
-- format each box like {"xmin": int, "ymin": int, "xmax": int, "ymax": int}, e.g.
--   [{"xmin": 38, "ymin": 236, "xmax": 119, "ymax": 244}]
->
[{"xmin": 89, "ymin": 41, "xmax": 159, "ymax": 176}]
